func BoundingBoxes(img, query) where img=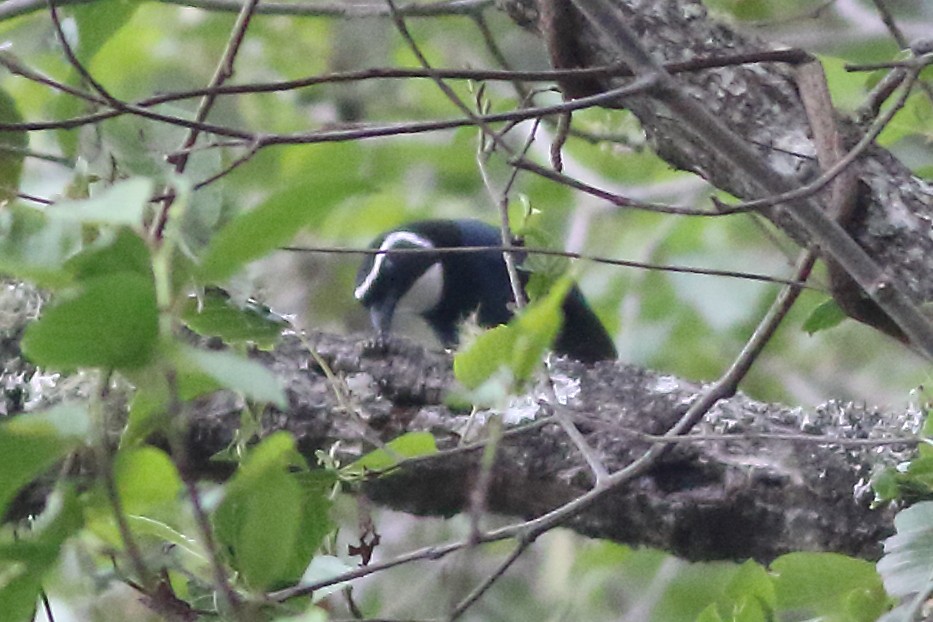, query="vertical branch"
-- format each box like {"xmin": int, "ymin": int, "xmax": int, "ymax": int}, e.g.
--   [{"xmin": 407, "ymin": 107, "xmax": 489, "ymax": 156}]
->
[
  {"xmin": 447, "ymin": 539, "xmax": 530, "ymax": 621},
  {"xmin": 45, "ymin": 0, "xmax": 118, "ymax": 105},
  {"xmin": 868, "ymin": 0, "xmax": 933, "ymax": 106},
  {"xmin": 566, "ymin": 0, "xmax": 933, "ymax": 359},
  {"xmin": 382, "ymin": 0, "xmax": 528, "ymax": 308},
  {"xmin": 155, "ymin": 0, "xmax": 263, "ymax": 239},
  {"xmin": 91, "ymin": 372, "xmax": 156, "ymax": 591},
  {"xmin": 164, "ymin": 370, "xmax": 247, "ymax": 621}
]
